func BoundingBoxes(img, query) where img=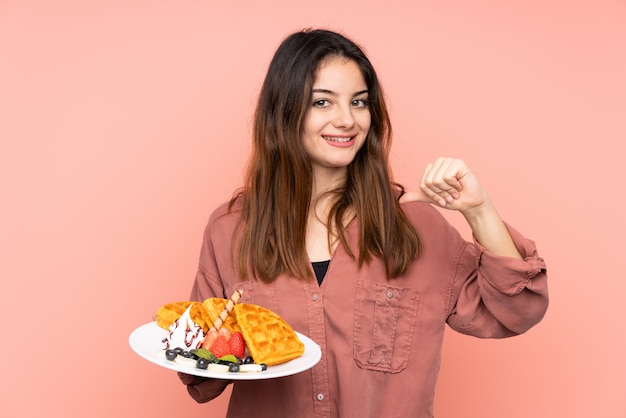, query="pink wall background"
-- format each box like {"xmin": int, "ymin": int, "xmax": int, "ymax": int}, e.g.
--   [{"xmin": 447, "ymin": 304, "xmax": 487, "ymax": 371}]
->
[{"xmin": 1, "ymin": 0, "xmax": 625, "ymax": 417}]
